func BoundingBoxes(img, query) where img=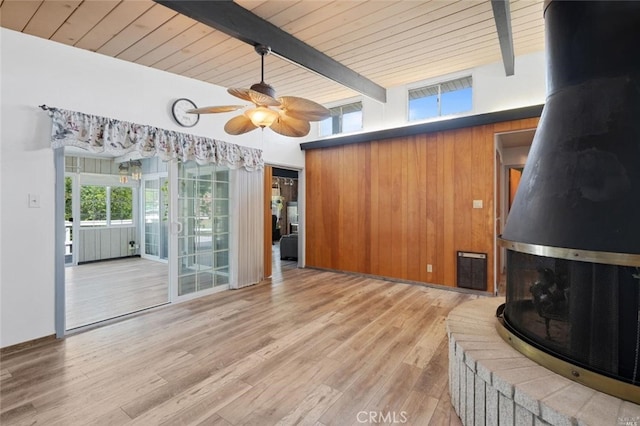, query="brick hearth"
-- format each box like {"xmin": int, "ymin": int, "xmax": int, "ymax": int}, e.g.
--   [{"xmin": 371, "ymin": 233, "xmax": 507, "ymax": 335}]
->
[{"xmin": 447, "ymin": 298, "xmax": 640, "ymax": 426}]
